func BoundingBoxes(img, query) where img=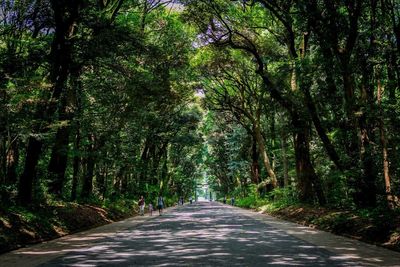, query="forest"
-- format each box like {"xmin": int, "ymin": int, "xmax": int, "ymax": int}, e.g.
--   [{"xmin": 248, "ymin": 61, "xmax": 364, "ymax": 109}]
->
[{"xmin": 1, "ymin": 0, "xmax": 400, "ymax": 251}]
